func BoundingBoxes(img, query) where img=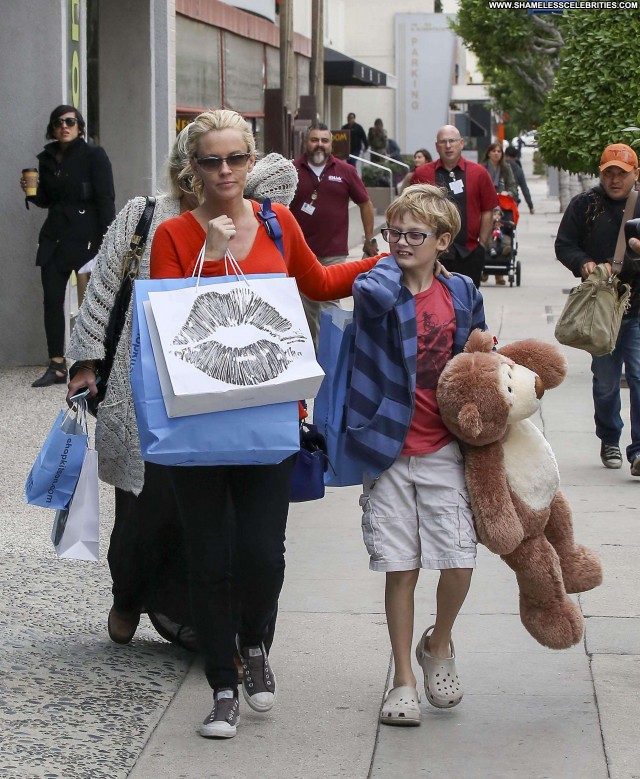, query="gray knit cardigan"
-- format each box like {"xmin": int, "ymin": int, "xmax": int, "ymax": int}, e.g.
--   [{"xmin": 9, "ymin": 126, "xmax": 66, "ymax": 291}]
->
[{"xmin": 67, "ymin": 195, "xmax": 180, "ymax": 495}]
